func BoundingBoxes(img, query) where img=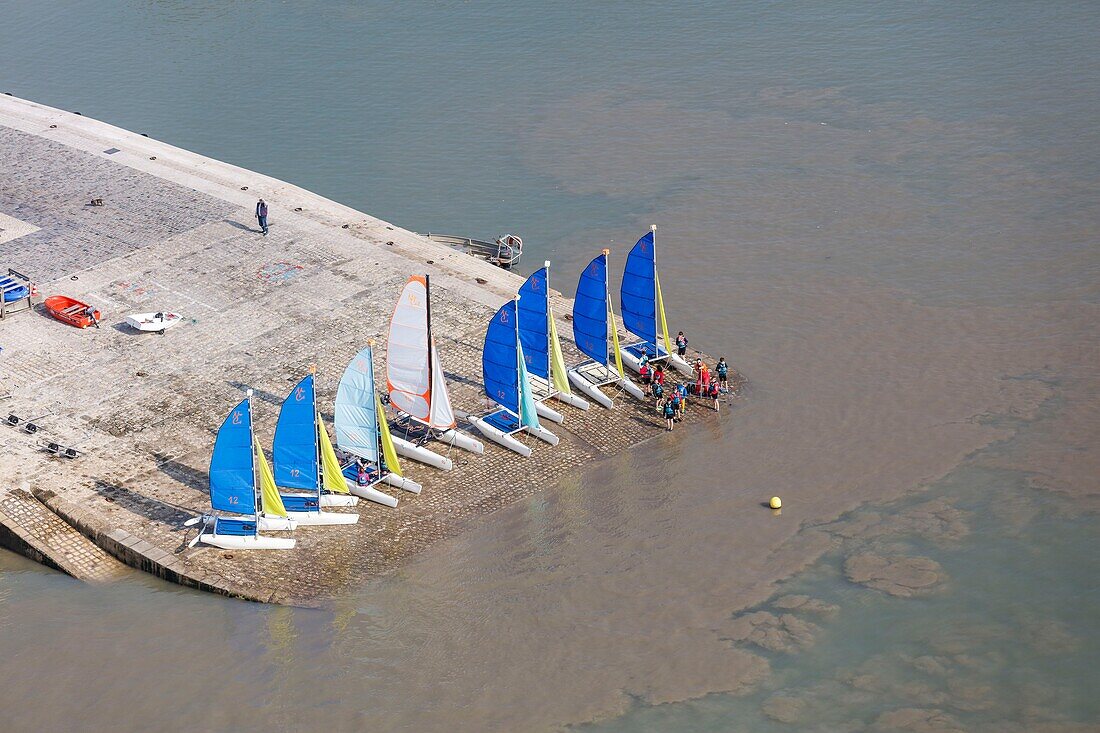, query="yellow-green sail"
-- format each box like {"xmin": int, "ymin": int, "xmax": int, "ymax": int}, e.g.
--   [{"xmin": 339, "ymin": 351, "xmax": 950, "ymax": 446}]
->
[
  {"xmin": 254, "ymin": 436, "xmax": 288, "ymax": 517},
  {"xmin": 318, "ymin": 419, "xmax": 350, "ymax": 494},
  {"xmin": 655, "ymin": 271, "xmax": 674, "ymax": 357},
  {"xmin": 377, "ymin": 393, "xmax": 403, "ymax": 477},
  {"xmin": 548, "ymin": 307, "xmax": 573, "ymax": 396},
  {"xmin": 608, "ymin": 301, "xmax": 625, "ymax": 378}
]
